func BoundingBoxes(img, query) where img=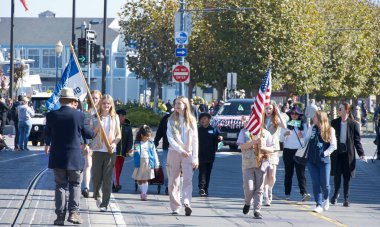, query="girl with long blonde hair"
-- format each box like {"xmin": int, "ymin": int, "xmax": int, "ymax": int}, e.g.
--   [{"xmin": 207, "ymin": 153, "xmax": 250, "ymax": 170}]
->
[
  {"xmin": 166, "ymin": 96, "xmax": 198, "ymax": 216},
  {"xmin": 91, "ymin": 94, "xmax": 121, "ymax": 212},
  {"xmin": 306, "ymin": 110, "xmax": 337, "ymax": 213}
]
